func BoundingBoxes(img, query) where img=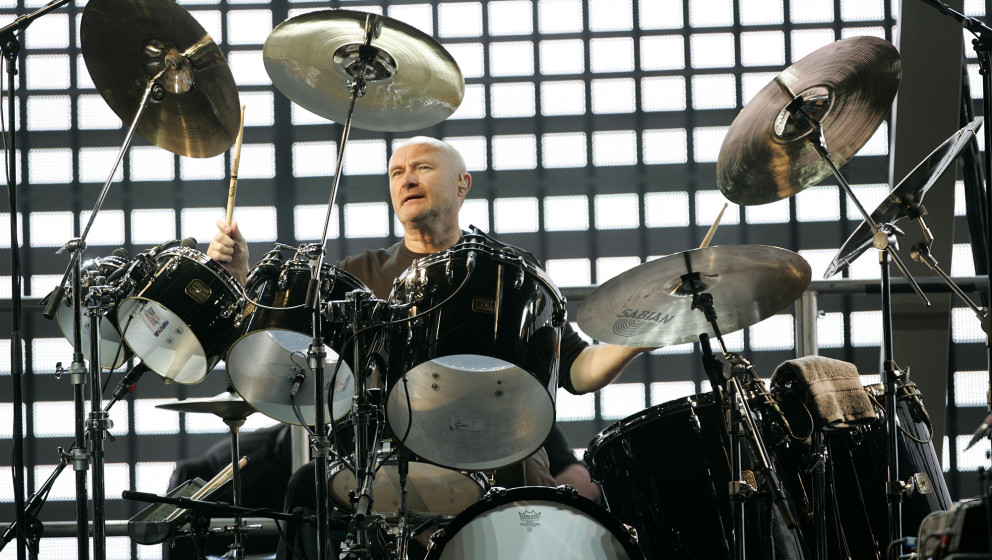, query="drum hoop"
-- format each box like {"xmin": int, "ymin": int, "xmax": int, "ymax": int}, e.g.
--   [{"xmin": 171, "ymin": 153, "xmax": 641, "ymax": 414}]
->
[
  {"xmin": 395, "ymin": 243, "xmax": 566, "ymax": 309},
  {"xmin": 156, "ymin": 246, "xmax": 245, "ymax": 297},
  {"xmin": 587, "ymin": 392, "xmax": 719, "ymax": 455},
  {"xmin": 244, "ymin": 260, "xmax": 373, "ymax": 311},
  {"xmin": 427, "ymin": 485, "xmax": 643, "ymax": 559}
]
